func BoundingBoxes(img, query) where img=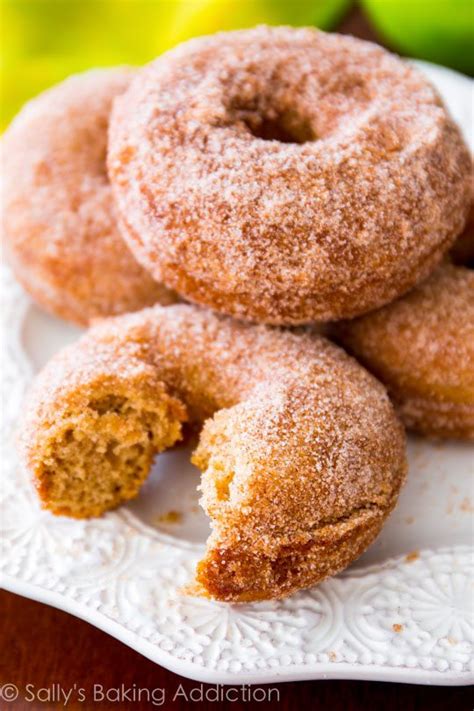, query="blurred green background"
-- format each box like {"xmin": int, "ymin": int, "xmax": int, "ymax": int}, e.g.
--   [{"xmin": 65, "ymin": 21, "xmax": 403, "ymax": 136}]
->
[{"xmin": 1, "ymin": 0, "xmax": 473, "ymax": 130}]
